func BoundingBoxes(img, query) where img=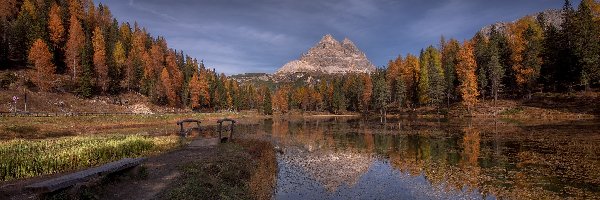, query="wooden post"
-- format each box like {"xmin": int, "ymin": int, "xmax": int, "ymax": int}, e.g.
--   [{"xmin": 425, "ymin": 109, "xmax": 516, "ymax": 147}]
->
[{"xmin": 218, "ymin": 122, "xmax": 222, "ymax": 140}]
